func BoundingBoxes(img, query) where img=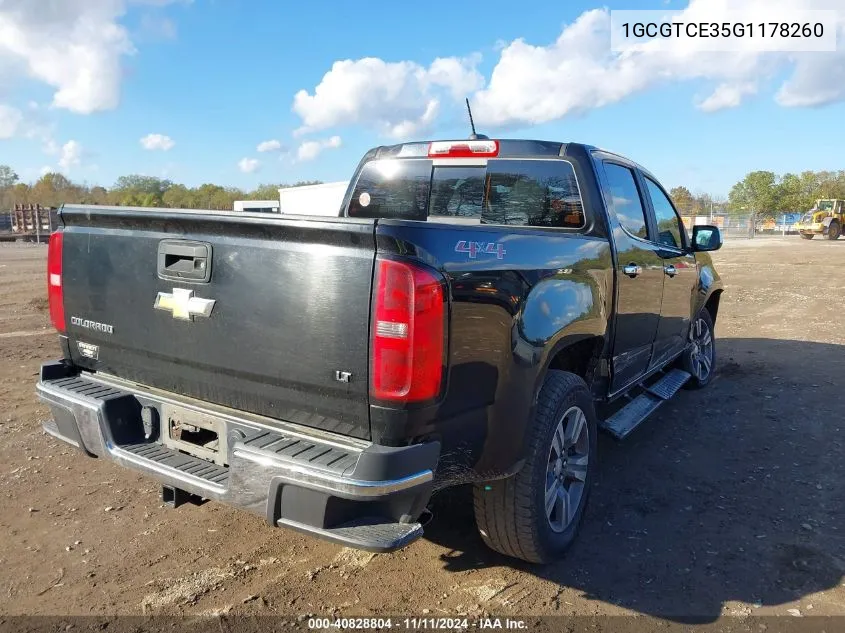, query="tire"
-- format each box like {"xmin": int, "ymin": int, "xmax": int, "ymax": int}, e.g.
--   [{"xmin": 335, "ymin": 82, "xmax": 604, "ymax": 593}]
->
[
  {"xmin": 827, "ymin": 222, "xmax": 841, "ymax": 240},
  {"xmin": 472, "ymin": 371, "xmax": 597, "ymax": 564},
  {"xmin": 800, "ymin": 233, "xmax": 814, "ymax": 240},
  {"xmin": 681, "ymin": 308, "xmax": 716, "ymax": 389}
]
